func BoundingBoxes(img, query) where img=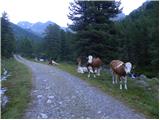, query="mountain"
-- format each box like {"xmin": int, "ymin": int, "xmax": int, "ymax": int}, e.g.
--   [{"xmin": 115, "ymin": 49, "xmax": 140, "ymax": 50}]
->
[
  {"xmin": 110, "ymin": 13, "xmax": 126, "ymax": 21},
  {"xmin": 16, "ymin": 21, "xmax": 32, "ymax": 29},
  {"xmin": 11, "ymin": 23, "xmax": 42, "ymax": 41},
  {"xmin": 61, "ymin": 27, "xmax": 74, "ymax": 33},
  {"xmin": 17, "ymin": 21, "xmax": 55, "ymax": 36}
]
